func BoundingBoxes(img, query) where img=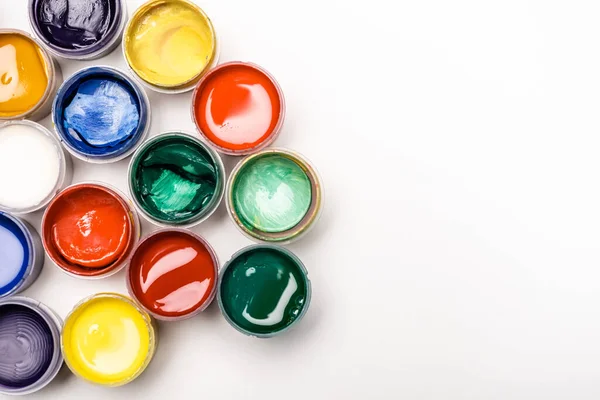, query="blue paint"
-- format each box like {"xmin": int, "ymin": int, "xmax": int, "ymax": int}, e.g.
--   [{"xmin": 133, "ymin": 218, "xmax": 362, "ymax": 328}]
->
[
  {"xmin": 0, "ymin": 213, "xmax": 30, "ymax": 297},
  {"xmin": 53, "ymin": 67, "xmax": 149, "ymax": 160}
]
